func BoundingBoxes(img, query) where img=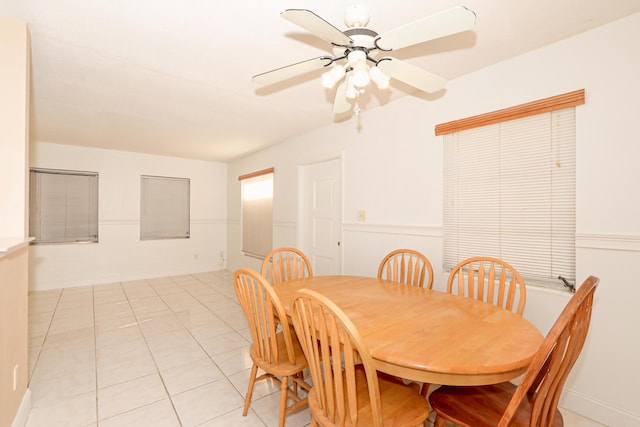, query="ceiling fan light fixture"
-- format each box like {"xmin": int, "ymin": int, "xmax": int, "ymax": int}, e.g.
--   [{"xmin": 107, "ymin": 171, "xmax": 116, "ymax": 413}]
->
[
  {"xmin": 369, "ymin": 66, "xmax": 390, "ymax": 89},
  {"xmin": 322, "ymin": 65, "xmax": 346, "ymax": 89},
  {"xmin": 256, "ymin": 6, "xmax": 477, "ymax": 115},
  {"xmin": 351, "ymin": 61, "xmax": 370, "ymax": 88}
]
